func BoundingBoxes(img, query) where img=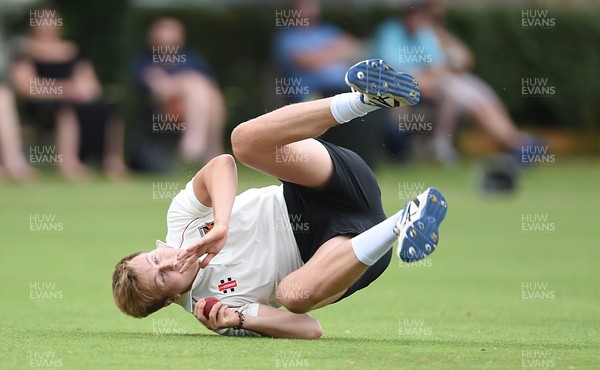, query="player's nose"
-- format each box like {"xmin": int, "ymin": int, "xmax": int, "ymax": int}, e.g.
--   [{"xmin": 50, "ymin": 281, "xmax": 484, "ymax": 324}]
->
[{"xmin": 170, "ymin": 258, "xmax": 181, "ymax": 270}]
